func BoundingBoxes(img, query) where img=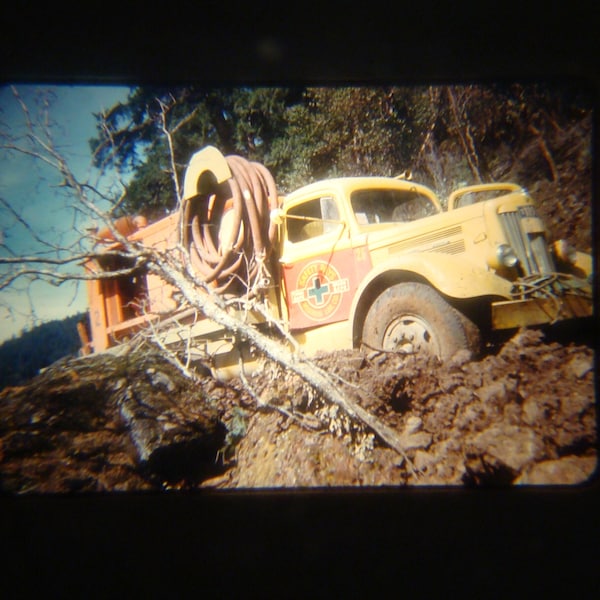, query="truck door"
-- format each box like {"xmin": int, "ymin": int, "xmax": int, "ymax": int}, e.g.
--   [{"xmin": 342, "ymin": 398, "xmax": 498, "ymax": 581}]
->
[{"xmin": 280, "ymin": 193, "xmax": 371, "ymax": 331}]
